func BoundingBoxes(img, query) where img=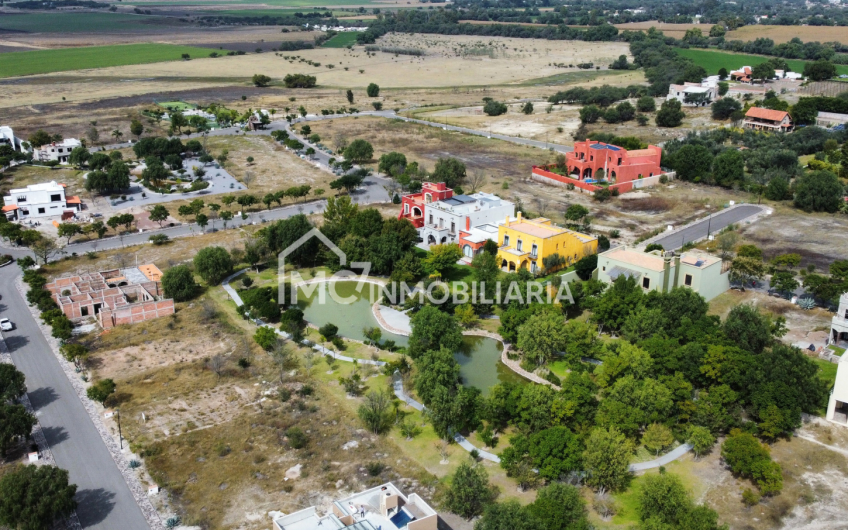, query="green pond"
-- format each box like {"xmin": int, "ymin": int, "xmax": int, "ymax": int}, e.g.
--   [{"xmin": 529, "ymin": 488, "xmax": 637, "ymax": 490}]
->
[{"xmin": 296, "ymin": 281, "xmax": 523, "ymax": 394}]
